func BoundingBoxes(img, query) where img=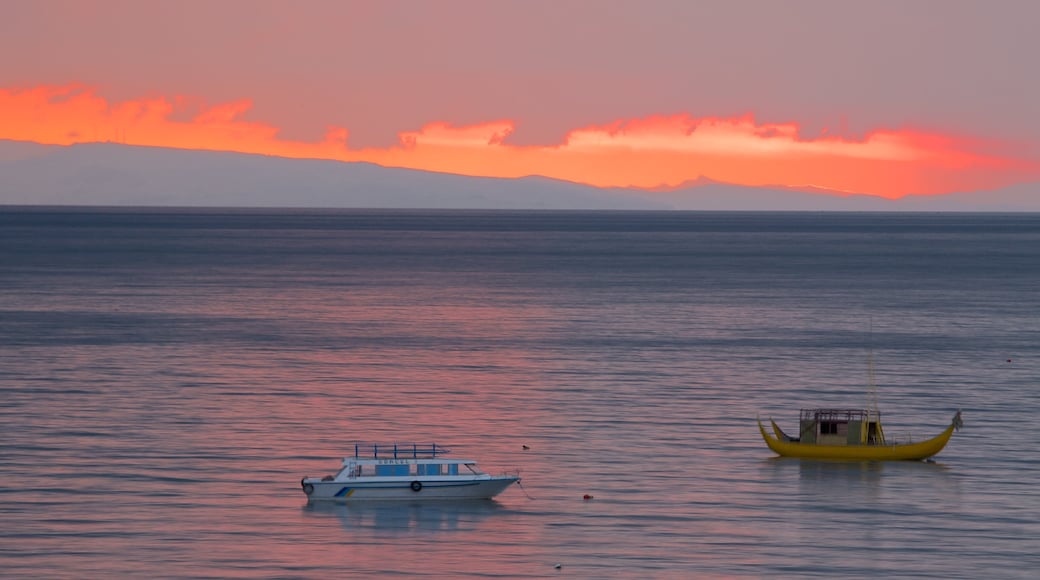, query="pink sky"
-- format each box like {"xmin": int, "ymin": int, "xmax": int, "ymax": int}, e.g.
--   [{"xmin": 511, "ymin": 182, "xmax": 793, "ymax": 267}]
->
[{"xmin": 2, "ymin": 0, "xmax": 1038, "ymax": 200}]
